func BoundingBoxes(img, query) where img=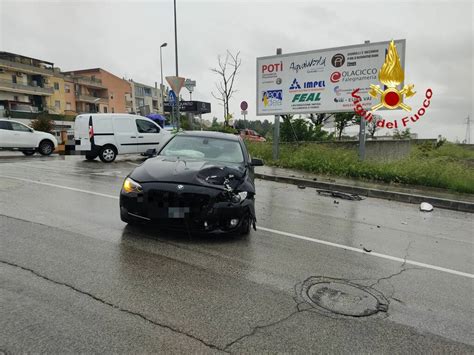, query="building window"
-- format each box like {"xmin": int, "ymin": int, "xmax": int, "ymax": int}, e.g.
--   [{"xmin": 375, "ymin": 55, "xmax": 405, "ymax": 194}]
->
[
  {"xmin": 12, "ymin": 75, "xmax": 17, "ymax": 84},
  {"xmin": 13, "ymin": 95, "xmax": 19, "ymax": 101},
  {"xmin": 66, "ymin": 102, "xmax": 71, "ymax": 110},
  {"xmin": 55, "ymin": 100, "xmax": 61, "ymax": 109},
  {"xmin": 112, "ymin": 107, "xmax": 114, "ymax": 113},
  {"xmin": 110, "ymin": 92, "xmax": 114, "ymax": 100},
  {"xmin": 54, "ymin": 82, "xmax": 60, "ymax": 90},
  {"xmin": 65, "ymin": 84, "xmax": 70, "ymax": 93},
  {"xmin": 103, "ymin": 107, "xmax": 108, "ymax": 113}
]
